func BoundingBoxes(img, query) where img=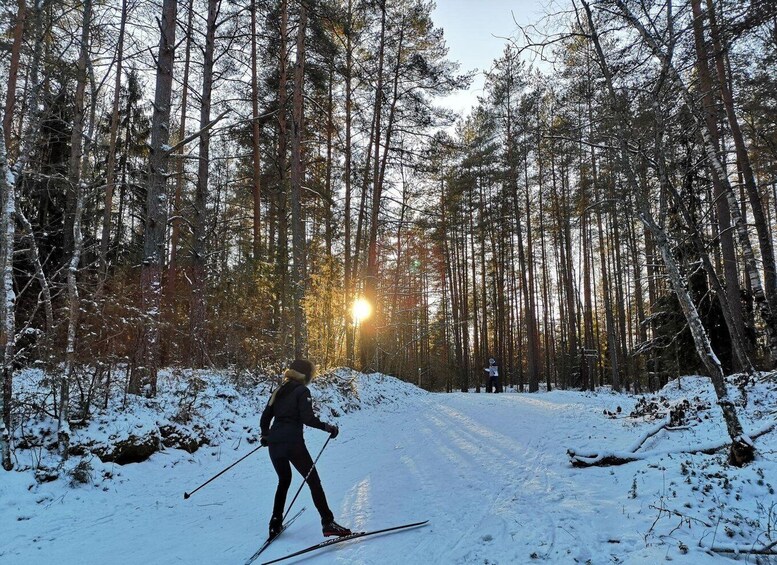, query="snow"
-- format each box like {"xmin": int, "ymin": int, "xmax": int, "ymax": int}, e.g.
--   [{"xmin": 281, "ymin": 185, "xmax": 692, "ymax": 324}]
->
[{"xmin": 2, "ymin": 371, "xmax": 776, "ymax": 564}]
